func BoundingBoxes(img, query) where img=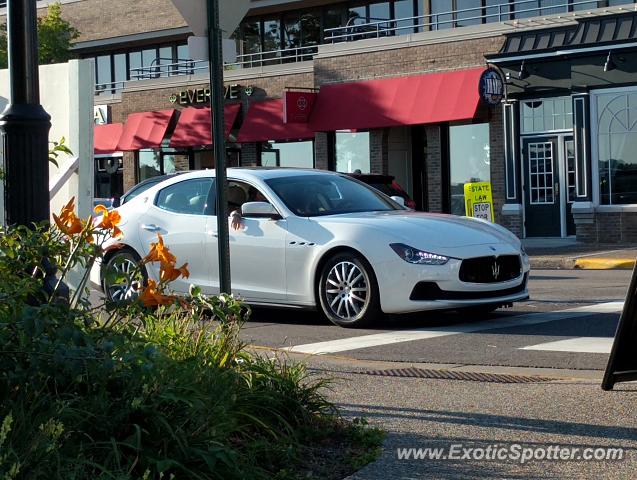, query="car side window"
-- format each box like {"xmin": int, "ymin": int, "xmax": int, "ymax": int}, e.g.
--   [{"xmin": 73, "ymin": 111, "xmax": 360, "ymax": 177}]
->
[
  {"xmin": 227, "ymin": 180, "xmax": 269, "ymax": 212},
  {"xmin": 156, "ymin": 178, "xmax": 214, "ymax": 216}
]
